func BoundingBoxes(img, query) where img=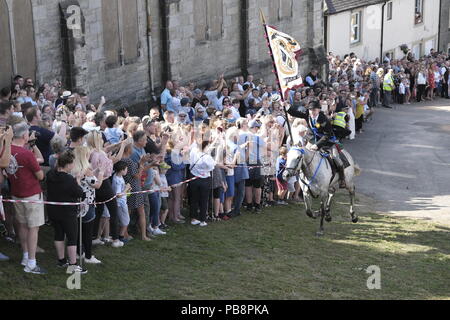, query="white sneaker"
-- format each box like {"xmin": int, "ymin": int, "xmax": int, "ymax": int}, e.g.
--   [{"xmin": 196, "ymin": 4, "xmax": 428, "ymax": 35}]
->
[
  {"xmin": 147, "ymin": 226, "xmax": 154, "ymax": 234},
  {"xmin": 92, "ymin": 239, "xmax": 105, "ymax": 246},
  {"xmin": 191, "ymin": 219, "xmax": 201, "ymax": 225},
  {"xmin": 21, "ymin": 258, "xmax": 28, "ymax": 267},
  {"xmin": 152, "ymin": 228, "xmax": 166, "ymax": 236},
  {"xmin": 101, "ymin": 237, "xmax": 112, "ymax": 244},
  {"xmin": 199, "ymin": 222, "xmax": 208, "ymax": 227},
  {"xmin": 66, "ymin": 265, "xmax": 88, "ymax": 274},
  {"xmin": 84, "ymin": 256, "xmax": 102, "ymax": 264},
  {"xmin": 111, "ymin": 240, "xmax": 124, "ymax": 248}
]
